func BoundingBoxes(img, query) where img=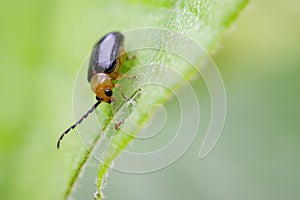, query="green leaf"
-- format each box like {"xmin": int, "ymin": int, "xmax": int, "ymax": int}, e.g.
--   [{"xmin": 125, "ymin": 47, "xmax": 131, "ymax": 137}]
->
[{"xmin": 64, "ymin": 0, "xmax": 248, "ymax": 199}]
